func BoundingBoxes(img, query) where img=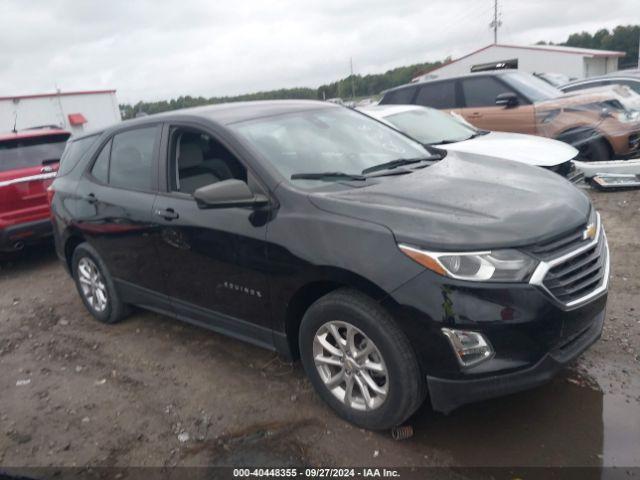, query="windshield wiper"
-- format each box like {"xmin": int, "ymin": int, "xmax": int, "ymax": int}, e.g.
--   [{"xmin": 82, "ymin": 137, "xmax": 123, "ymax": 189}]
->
[
  {"xmin": 468, "ymin": 130, "xmax": 490, "ymax": 139},
  {"xmin": 291, "ymin": 172, "xmax": 367, "ymax": 181},
  {"xmin": 435, "ymin": 130, "xmax": 490, "ymax": 145},
  {"xmin": 361, "ymin": 157, "xmax": 435, "ymax": 175}
]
